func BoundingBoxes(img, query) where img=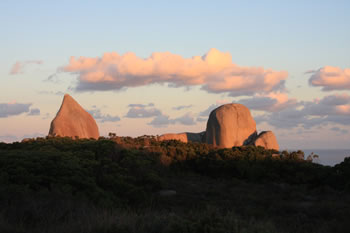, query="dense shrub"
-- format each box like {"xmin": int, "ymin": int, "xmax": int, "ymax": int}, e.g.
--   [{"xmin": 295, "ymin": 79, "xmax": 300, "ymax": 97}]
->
[
  {"xmin": 0, "ymin": 137, "xmax": 163, "ymax": 207},
  {"xmin": 0, "ymin": 136, "xmax": 349, "ymax": 233},
  {"xmin": 0, "ymin": 136, "xmax": 347, "ymax": 204}
]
